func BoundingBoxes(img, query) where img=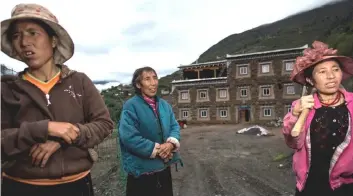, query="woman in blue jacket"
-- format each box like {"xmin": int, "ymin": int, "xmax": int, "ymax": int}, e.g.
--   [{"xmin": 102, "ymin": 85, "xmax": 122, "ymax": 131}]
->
[{"xmin": 118, "ymin": 66, "xmax": 182, "ymax": 196}]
